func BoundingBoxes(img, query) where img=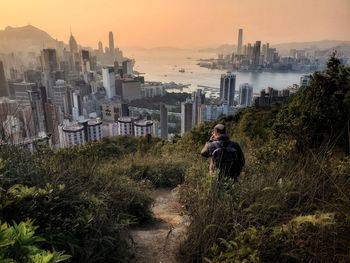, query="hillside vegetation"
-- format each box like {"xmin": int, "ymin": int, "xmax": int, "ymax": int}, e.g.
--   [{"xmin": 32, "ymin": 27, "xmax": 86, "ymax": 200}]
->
[
  {"xmin": 179, "ymin": 54, "xmax": 350, "ymax": 262},
  {"xmin": 0, "ymin": 55, "xmax": 349, "ymax": 262}
]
